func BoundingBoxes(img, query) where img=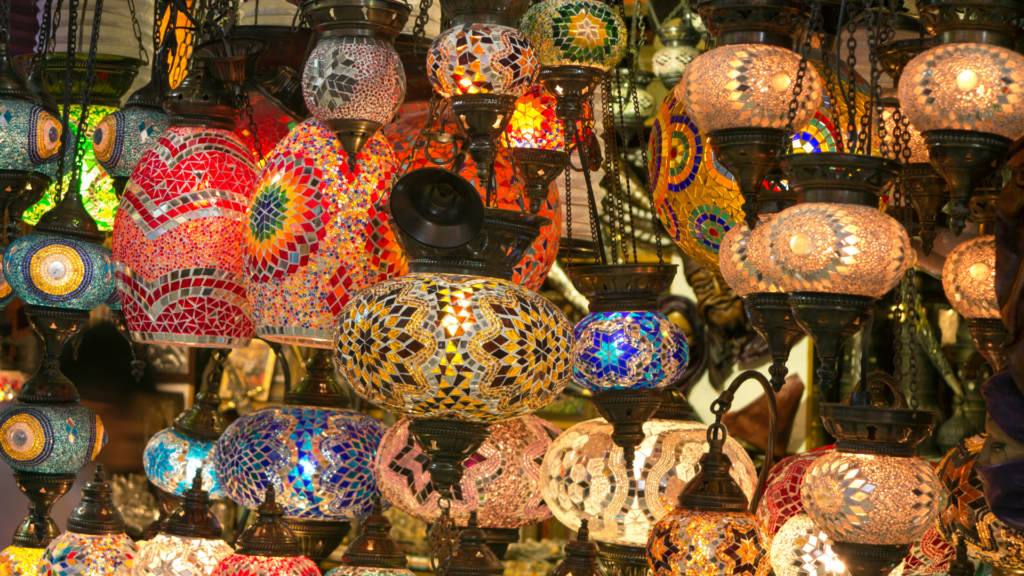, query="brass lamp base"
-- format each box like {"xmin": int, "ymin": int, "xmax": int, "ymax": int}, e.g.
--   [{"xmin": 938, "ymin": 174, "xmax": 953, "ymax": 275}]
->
[
  {"xmin": 788, "ymin": 293, "xmax": 874, "ymax": 402},
  {"xmin": 968, "ymin": 317, "xmax": 1008, "ymax": 371},
  {"xmin": 923, "ymin": 129, "xmax": 1011, "ymax": 236},
  {"xmin": 12, "ymin": 470, "xmax": 77, "ymax": 548},
  {"xmin": 408, "ymin": 418, "xmax": 490, "ymax": 496},
  {"xmin": 831, "ymin": 541, "xmax": 909, "ymax": 576},
  {"xmin": 708, "ymin": 128, "xmax": 785, "ymax": 228},
  {"xmin": 744, "ymin": 292, "xmax": 804, "ymax": 392},
  {"xmin": 903, "ymin": 162, "xmax": 948, "ymax": 255},
  {"xmin": 597, "ymin": 542, "xmax": 648, "ymax": 576},
  {"xmin": 282, "ymin": 518, "xmax": 351, "ymax": 570}
]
